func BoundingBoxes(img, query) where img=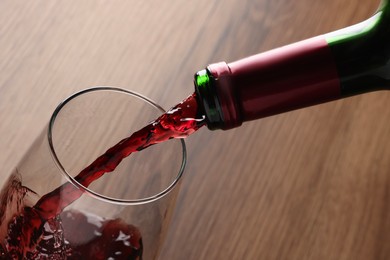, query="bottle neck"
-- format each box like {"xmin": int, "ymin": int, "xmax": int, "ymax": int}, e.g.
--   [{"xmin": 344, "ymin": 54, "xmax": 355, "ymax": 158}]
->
[{"xmin": 194, "ymin": 1, "xmax": 390, "ymax": 130}]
